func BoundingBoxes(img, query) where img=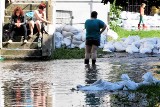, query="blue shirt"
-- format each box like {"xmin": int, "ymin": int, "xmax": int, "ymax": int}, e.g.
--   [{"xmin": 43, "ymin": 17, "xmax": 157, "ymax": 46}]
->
[{"xmin": 85, "ymin": 19, "xmax": 105, "ymax": 41}]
